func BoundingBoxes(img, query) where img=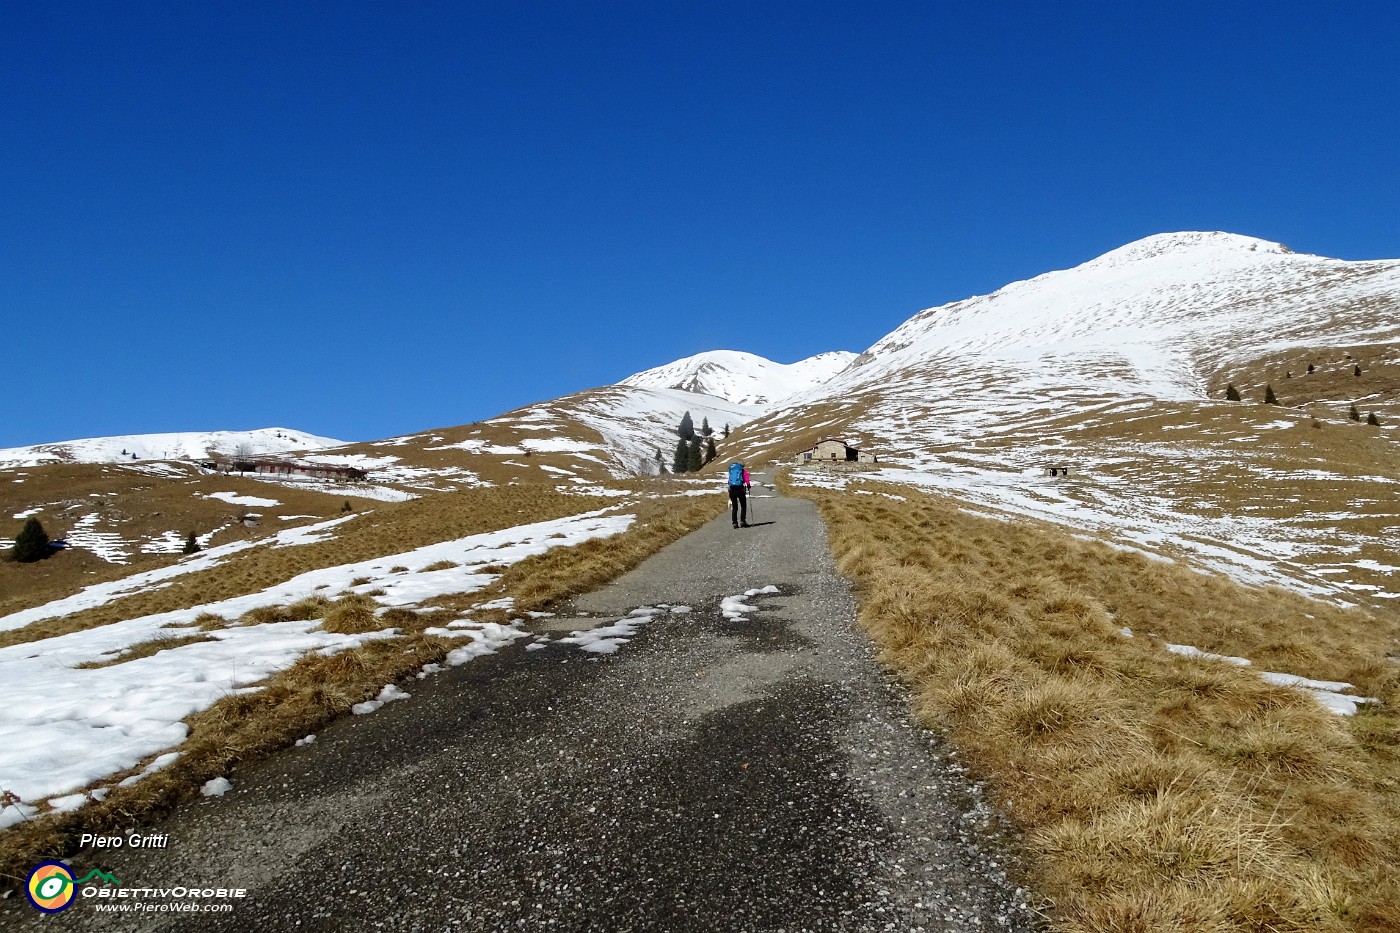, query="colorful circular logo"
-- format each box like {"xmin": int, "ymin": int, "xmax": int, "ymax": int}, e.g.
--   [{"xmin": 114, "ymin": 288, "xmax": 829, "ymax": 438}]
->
[{"xmin": 26, "ymin": 861, "xmax": 76, "ymax": 913}]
